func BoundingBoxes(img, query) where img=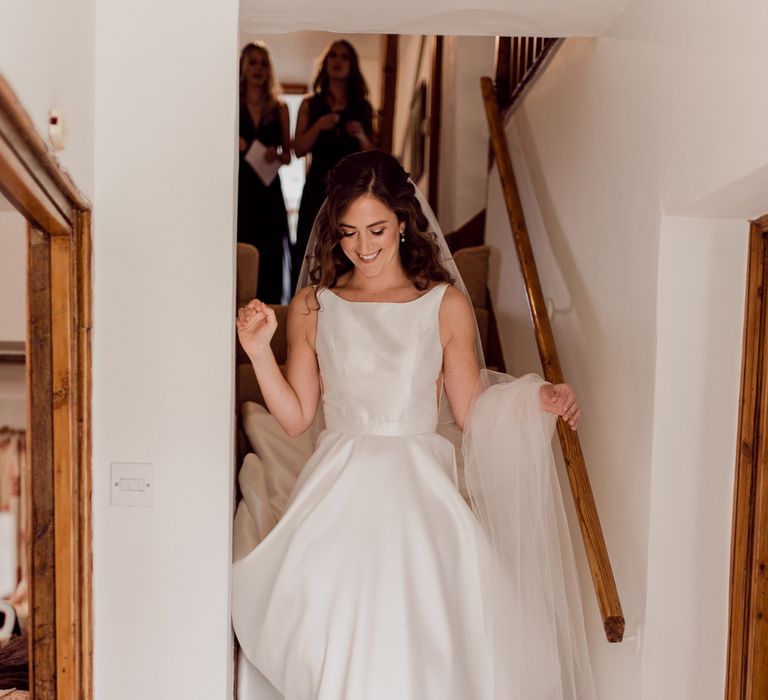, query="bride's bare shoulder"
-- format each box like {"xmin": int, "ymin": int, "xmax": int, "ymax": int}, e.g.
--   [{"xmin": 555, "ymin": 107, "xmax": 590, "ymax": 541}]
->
[
  {"xmin": 440, "ymin": 284, "xmax": 472, "ymax": 311},
  {"xmin": 288, "ymin": 285, "xmax": 321, "ymax": 319},
  {"xmin": 439, "ymin": 284, "xmax": 475, "ymax": 340}
]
